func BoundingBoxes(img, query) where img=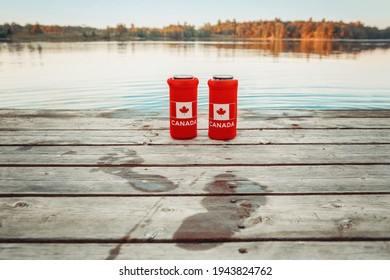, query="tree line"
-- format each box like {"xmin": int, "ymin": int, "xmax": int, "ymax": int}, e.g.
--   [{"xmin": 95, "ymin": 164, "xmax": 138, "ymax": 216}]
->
[{"xmin": 1, "ymin": 19, "xmax": 390, "ymax": 41}]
